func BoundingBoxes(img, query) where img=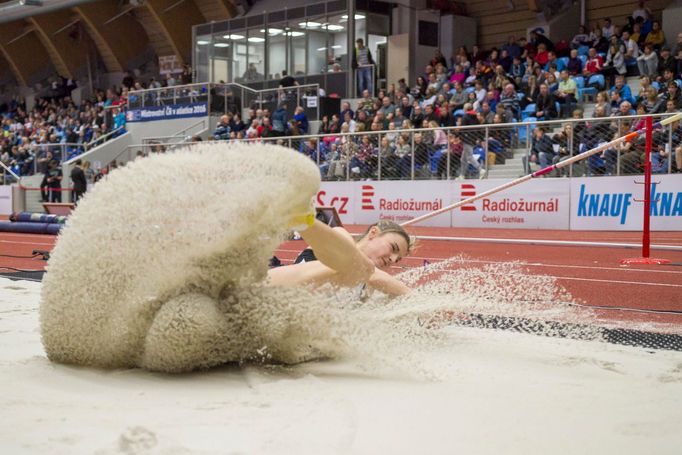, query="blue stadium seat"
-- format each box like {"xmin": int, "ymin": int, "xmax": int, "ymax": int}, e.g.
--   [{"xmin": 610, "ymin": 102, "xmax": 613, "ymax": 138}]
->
[
  {"xmin": 588, "ymin": 74, "xmax": 605, "ymax": 90},
  {"xmin": 517, "ymin": 117, "xmax": 536, "ymax": 145},
  {"xmin": 578, "ymin": 46, "xmax": 589, "ymax": 56},
  {"xmin": 578, "ymin": 55, "xmax": 587, "ymax": 67},
  {"xmin": 676, "ymin": 80, "xmax": 682, "ymax": 89},
  {"xmin": 558, "ymin": 57, "xmax": 569, "ymax": 69},
  {"xmin": 522, "ymin": 103, "xmax": 536, "ymax": 121},
  {"xmin": 454, "ymin": 109, "xmax": 465, "ymax": 117},
  {"xmin": 652, "ymin": 81, "xmax": 661, "ymax": 91},
  {"xmin": 465, "ymin": 86, "xmax": 475, "ymax": 93}
]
